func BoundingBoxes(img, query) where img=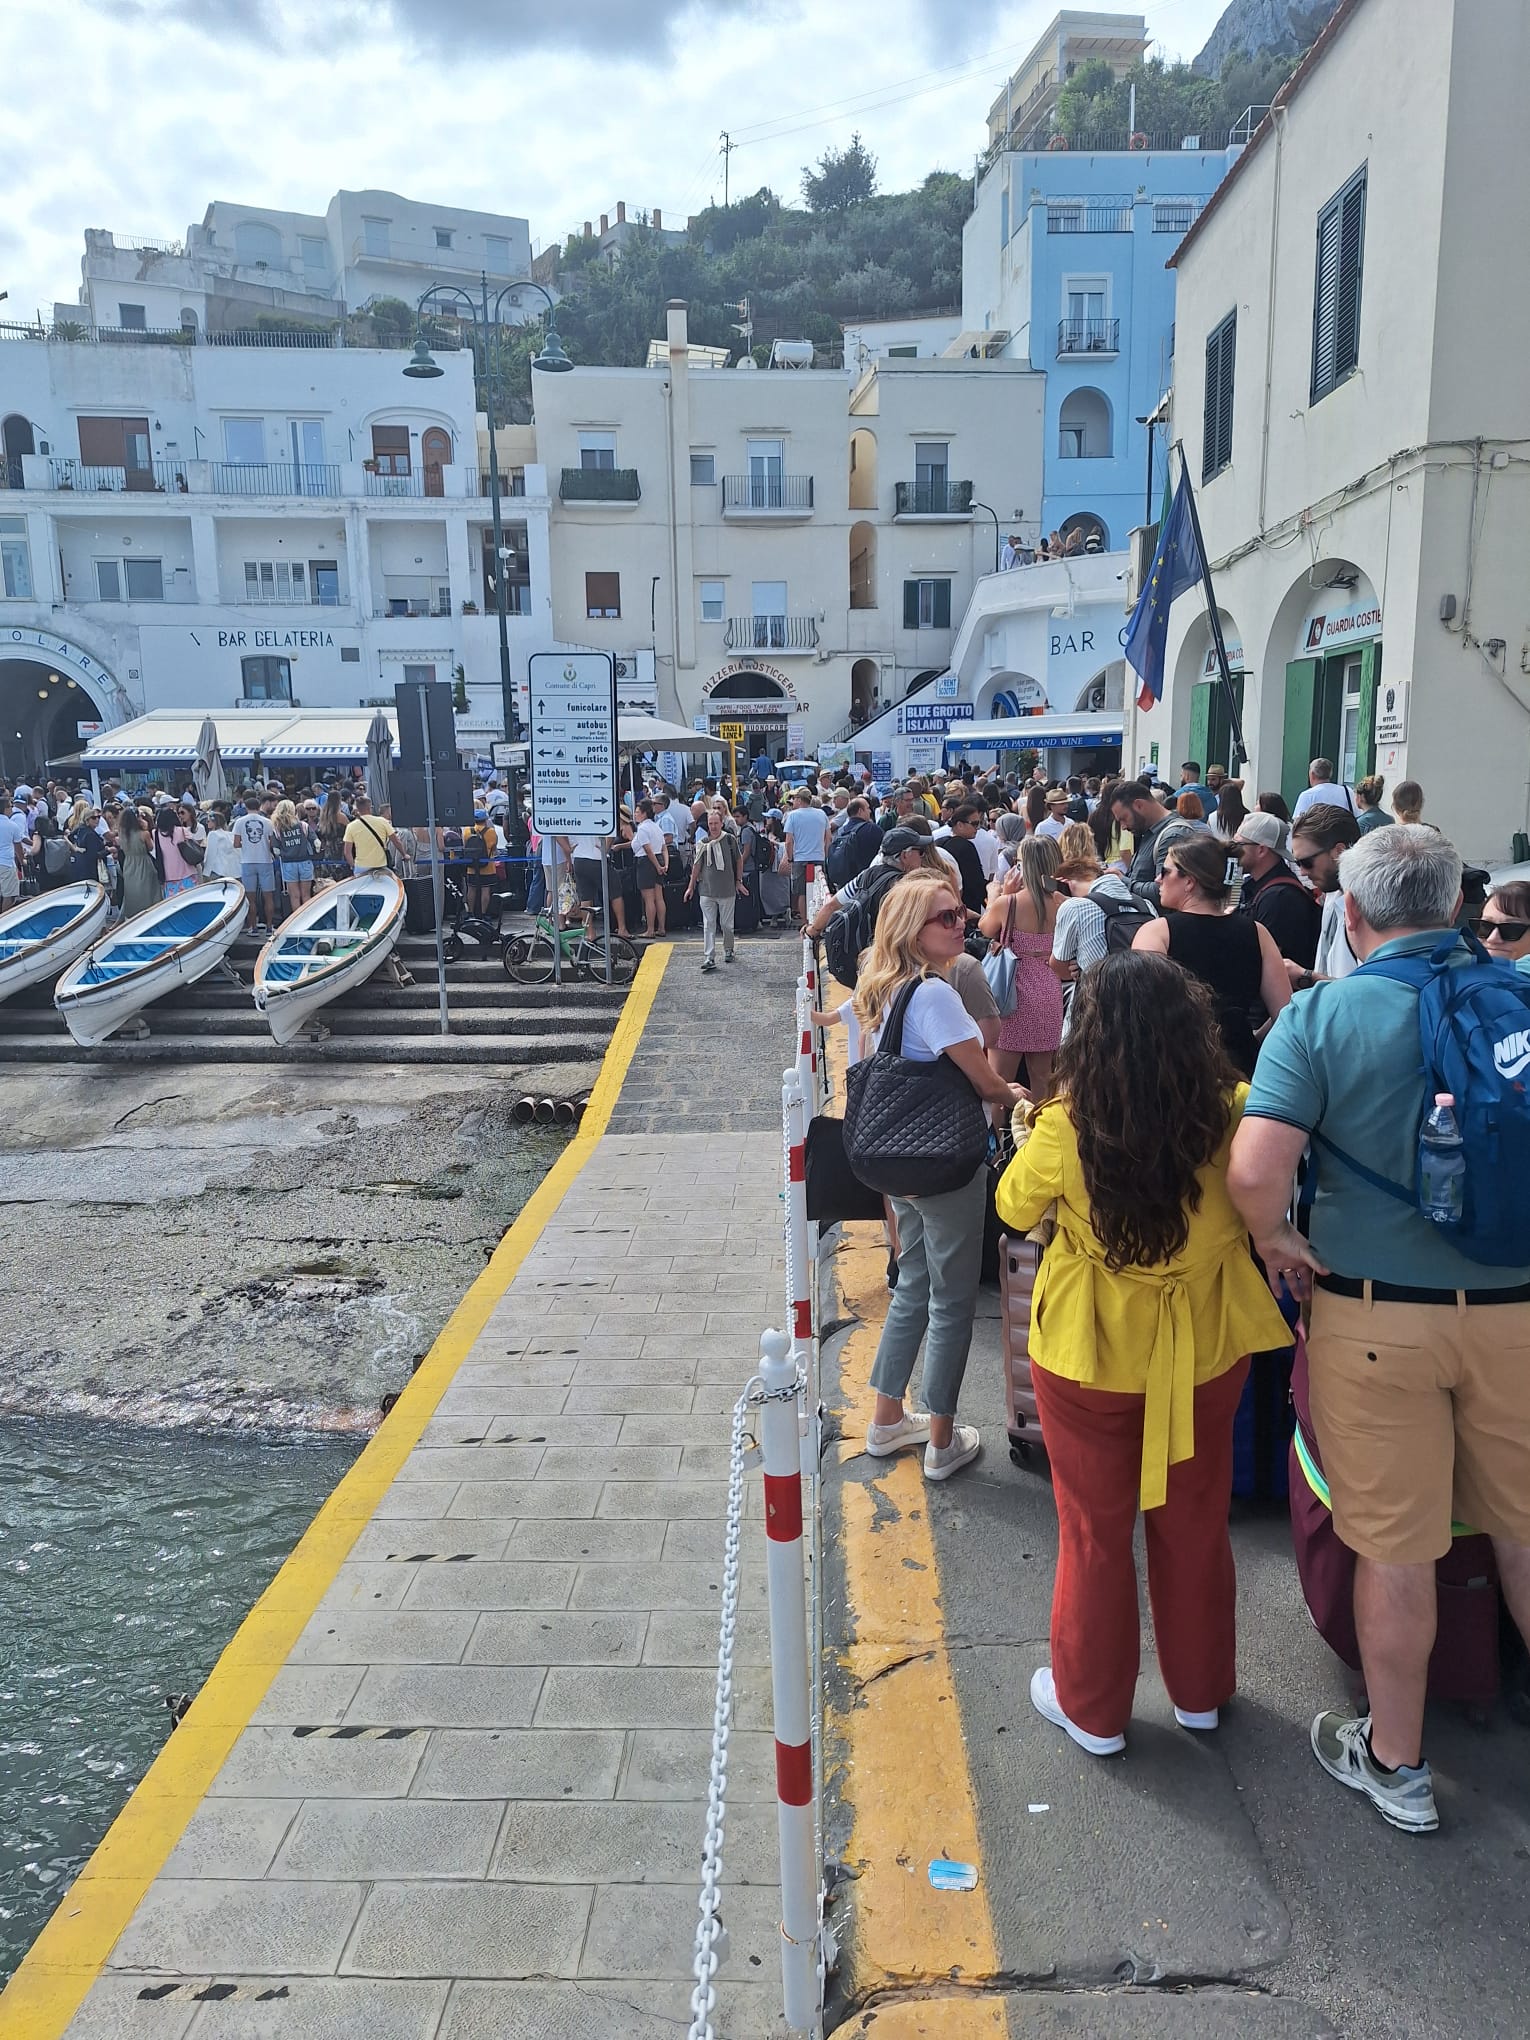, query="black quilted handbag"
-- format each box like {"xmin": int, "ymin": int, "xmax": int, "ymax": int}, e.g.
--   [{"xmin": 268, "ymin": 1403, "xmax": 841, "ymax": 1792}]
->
[{"xmin": 842, "ymin": 977, "xmax": 990, "ymax": 1199}]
